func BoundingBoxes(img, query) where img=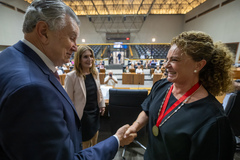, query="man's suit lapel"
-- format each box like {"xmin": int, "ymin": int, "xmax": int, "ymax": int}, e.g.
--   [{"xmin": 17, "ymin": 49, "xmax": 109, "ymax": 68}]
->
[{"xmin": 13, "ymin": 41, "xmax": 78, "ymax": 114}]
